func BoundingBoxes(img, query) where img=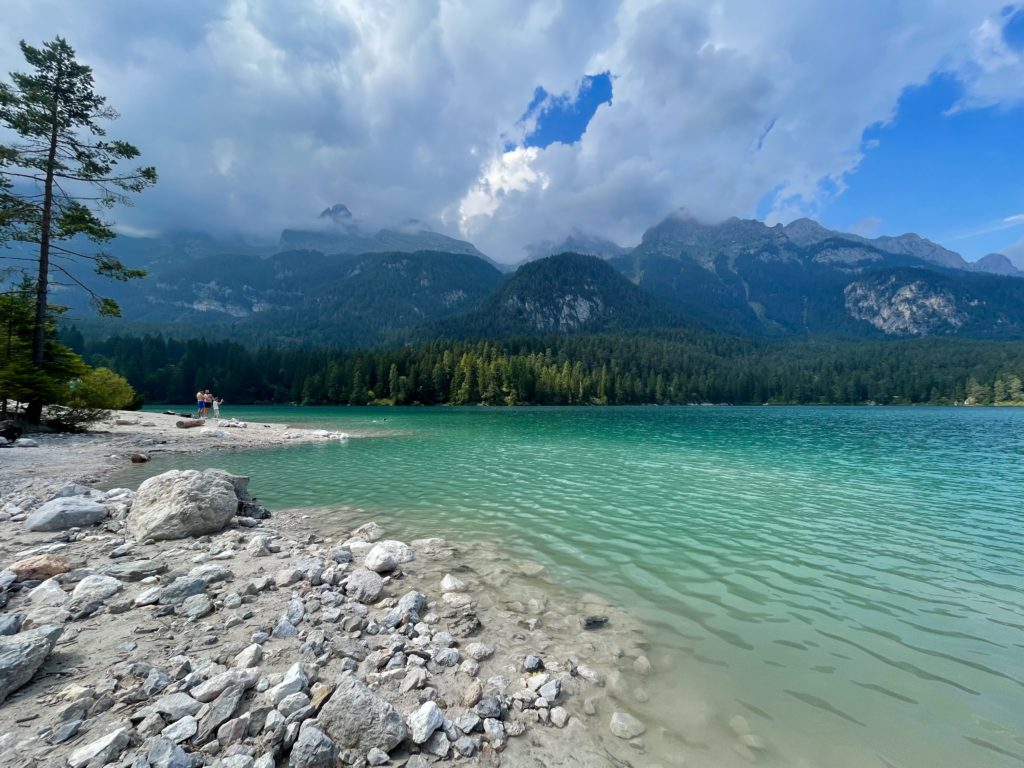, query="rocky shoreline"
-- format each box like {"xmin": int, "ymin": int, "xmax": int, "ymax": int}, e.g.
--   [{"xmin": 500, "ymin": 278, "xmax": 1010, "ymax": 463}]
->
[{"xmin": 0, "ymin": 415, "xmax": 666, "ymax": 767}]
